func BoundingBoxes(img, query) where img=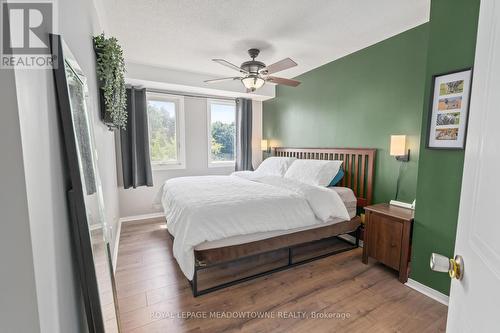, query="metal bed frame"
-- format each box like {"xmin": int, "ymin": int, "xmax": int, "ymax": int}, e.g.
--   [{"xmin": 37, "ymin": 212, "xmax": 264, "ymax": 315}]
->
[{"xmin": 190, "ymin": 227, "xmax": 361, "ymax": 297}]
